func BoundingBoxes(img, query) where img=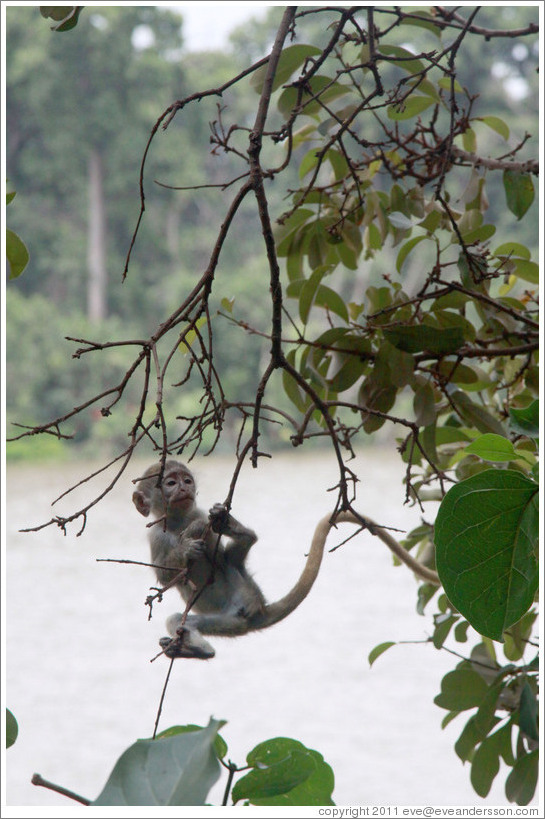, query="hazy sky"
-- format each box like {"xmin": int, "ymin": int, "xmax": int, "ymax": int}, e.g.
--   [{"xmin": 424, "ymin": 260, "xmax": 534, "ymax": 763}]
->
[{"xmin": 178, "ymin": 1, "xmax": 270, "ymax": 50}]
